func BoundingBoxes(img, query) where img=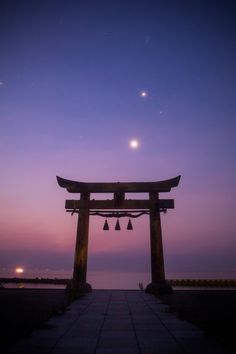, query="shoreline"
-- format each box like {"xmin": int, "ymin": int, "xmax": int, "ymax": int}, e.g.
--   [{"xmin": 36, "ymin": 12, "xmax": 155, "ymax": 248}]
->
[{"xmin": 1, "ymin": 277, "xmax": 236, "ymax": 287}]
